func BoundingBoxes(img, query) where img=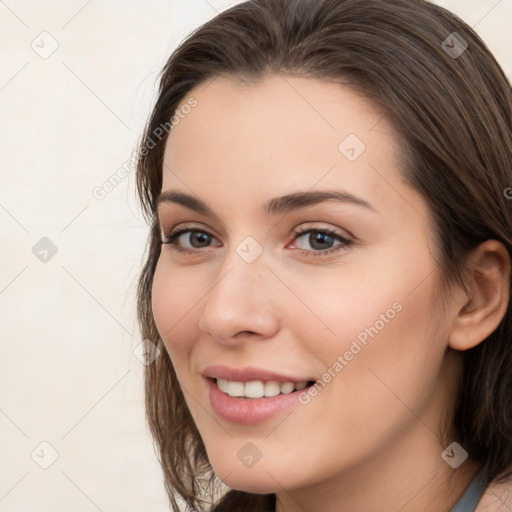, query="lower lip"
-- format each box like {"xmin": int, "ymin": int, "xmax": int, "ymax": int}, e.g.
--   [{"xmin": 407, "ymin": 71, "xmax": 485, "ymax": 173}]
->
[{"xmin": 206, "ymin": 378, "xmax": 309, "ymax": 426}]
